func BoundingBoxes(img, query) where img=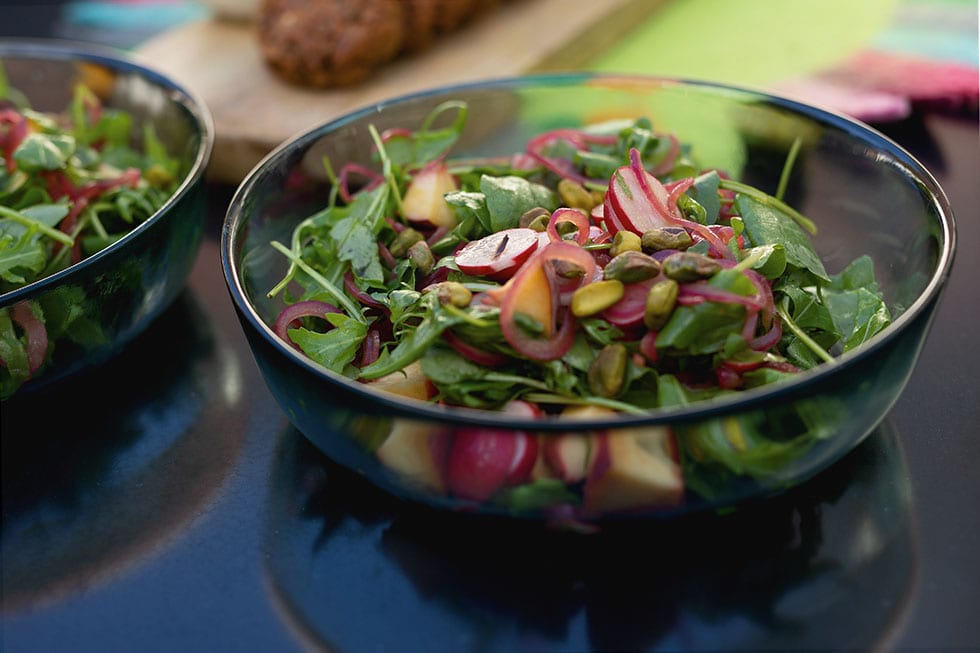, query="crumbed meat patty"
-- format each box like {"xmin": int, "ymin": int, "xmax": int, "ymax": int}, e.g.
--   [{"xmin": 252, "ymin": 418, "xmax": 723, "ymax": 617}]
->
[{"xmin": 257, "ymin": 0, "xmax": 405, "ymax": 87}]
